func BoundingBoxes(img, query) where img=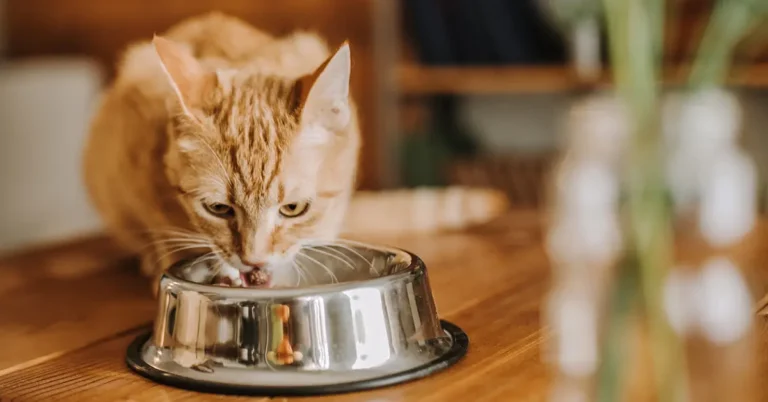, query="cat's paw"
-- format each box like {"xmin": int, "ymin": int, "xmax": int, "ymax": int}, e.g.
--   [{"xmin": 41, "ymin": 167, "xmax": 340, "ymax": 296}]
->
[{"xmin": 214, "ymin": 263, "xmax": 243, "ymax": 287}]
